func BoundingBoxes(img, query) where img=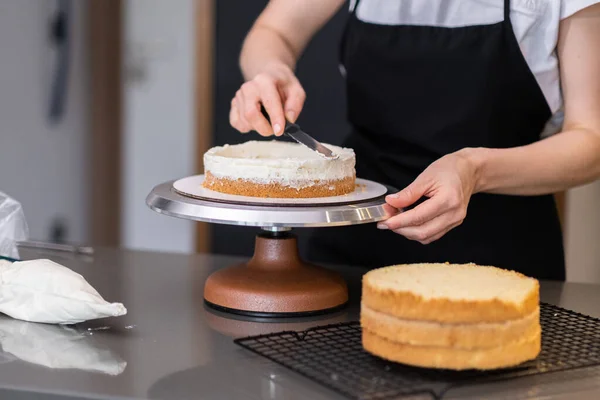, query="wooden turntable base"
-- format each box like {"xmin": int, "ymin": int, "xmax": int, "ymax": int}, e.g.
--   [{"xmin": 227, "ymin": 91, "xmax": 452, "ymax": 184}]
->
[{"xmin": 203, "ymin": 231, "xmax": 348, "ymax": 317}]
